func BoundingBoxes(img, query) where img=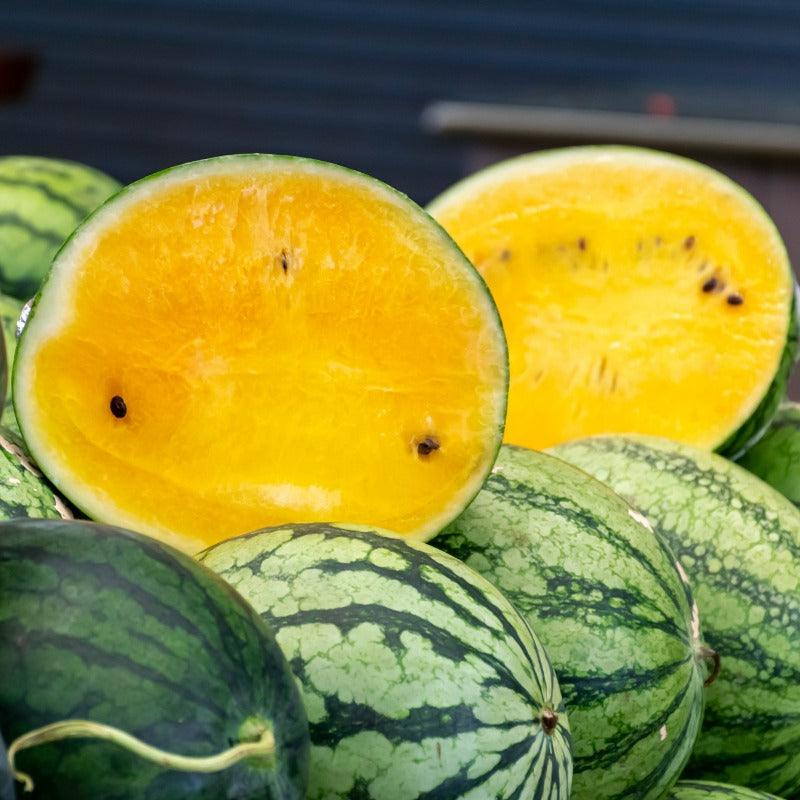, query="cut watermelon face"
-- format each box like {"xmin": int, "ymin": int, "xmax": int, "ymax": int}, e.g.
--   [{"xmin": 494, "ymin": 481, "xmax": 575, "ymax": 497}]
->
[
  {"xmin": 13, "ymin": 155, "xmax": 508, "ymax": 552},
  {"xmin": 429, "ymin": 147, "xmax": 797, "ymax": 455}
]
